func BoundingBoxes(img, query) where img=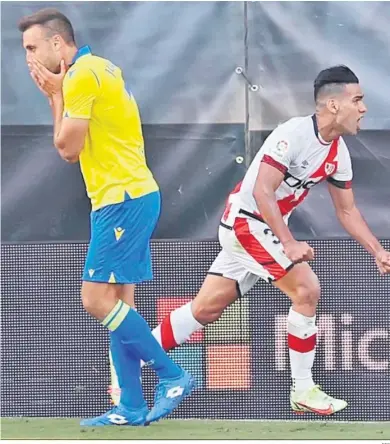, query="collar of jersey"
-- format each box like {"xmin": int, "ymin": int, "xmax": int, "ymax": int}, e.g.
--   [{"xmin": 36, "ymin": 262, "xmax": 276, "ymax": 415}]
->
[
  {"xmin": 311, "ymin": 114, "xmax": 331, "ymax": 146},
  {"xmin": 70, "ymin": 45, "xmax": 92, "ymax": 66}
]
